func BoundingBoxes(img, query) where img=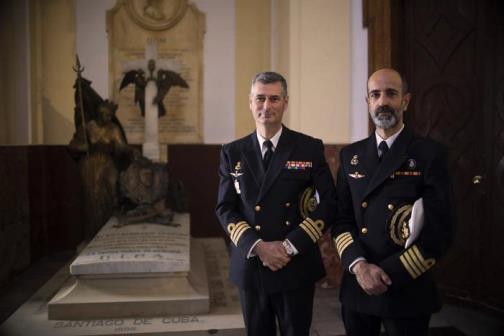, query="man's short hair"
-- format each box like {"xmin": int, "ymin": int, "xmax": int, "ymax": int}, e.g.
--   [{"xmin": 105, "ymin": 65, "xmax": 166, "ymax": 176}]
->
[{"xmin": 251, "ymin": 71, "xmax": 288, "ymax": 96}]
